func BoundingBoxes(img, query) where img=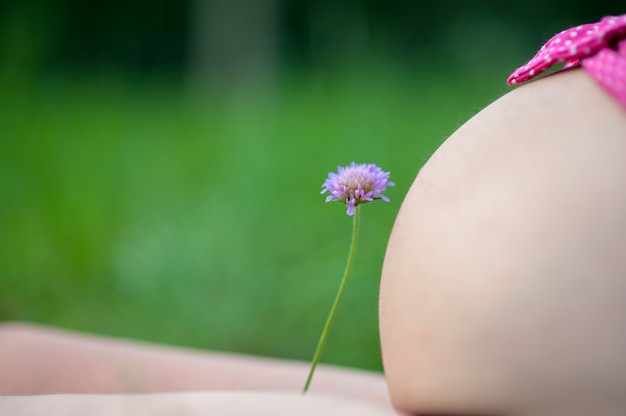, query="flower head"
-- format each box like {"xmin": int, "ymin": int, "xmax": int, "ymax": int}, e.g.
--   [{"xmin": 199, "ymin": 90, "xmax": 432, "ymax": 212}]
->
[{"xmin": 321, "ymin": 162, "xmax": 394, "ymax": 215}]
